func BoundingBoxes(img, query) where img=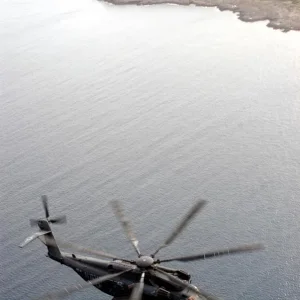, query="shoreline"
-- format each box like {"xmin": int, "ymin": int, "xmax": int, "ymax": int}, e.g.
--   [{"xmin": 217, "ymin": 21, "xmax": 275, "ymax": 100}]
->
[{"xmin": 102, "ymin": 0, "xmax": 300, "ymax": 33}]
